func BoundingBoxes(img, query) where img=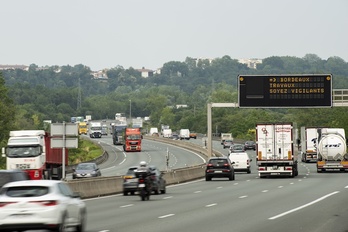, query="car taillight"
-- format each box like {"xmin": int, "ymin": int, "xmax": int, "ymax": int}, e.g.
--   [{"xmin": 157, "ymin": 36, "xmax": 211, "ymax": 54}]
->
[
  {"xmin": 223, "ymin": 163, "xmax": 229, "ymax": 166},
  {"xmin": 207, "ymin": 164, "xmax": 213, "ymax": 167},
  {"xmin": 285, "ymin": 167, "xmax": 293, "ymax": 170},
  {"xmin": 31, "ymin": 200, "xmax": 58, "ymax": 206},
  {"xmin": 259, "ymin": 167, "xmax": 266, "ymax": 171},
  {"xmin": 0, "ymin": 202, "xmax": 16, "ymax": 207},
  {"xmin": 139, "ymin": 178, "xmax": 145, "ymax": 183}
]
